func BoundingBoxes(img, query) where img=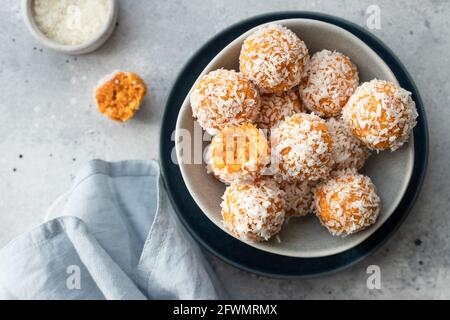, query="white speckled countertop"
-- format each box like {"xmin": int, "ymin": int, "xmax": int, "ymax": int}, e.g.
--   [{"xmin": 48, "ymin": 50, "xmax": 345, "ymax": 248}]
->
[{"xmin": 1, "ymin": 0, "xmax": 449, "ymax": 299}]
